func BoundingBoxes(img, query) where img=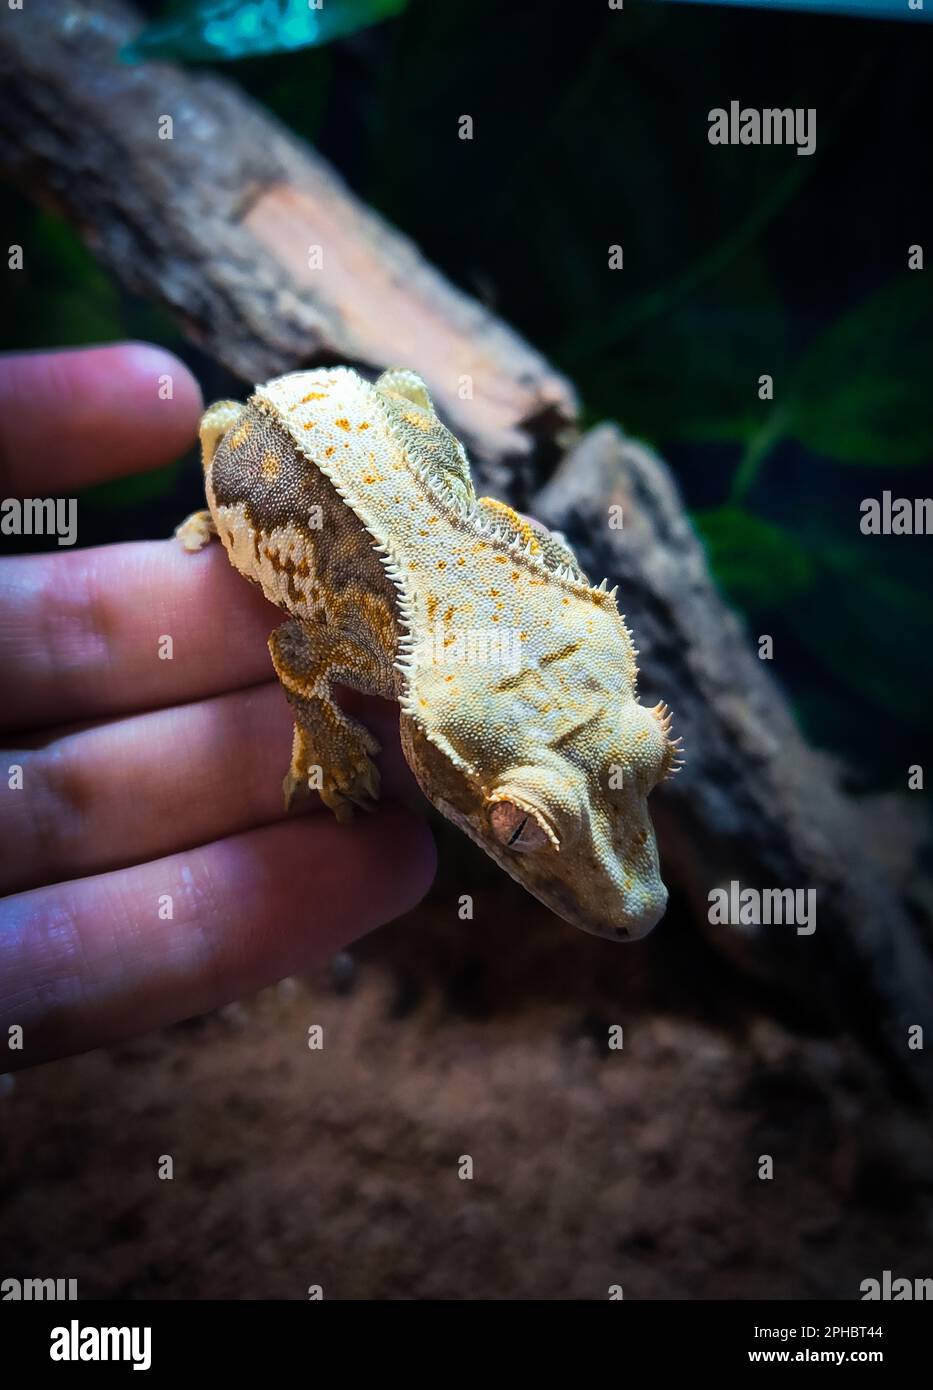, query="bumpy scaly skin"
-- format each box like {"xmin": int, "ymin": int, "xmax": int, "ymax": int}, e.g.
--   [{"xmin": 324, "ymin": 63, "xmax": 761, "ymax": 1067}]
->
[{"xmin": 177, "ymin": 367, "xmax": 681, "ymax": 940}]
